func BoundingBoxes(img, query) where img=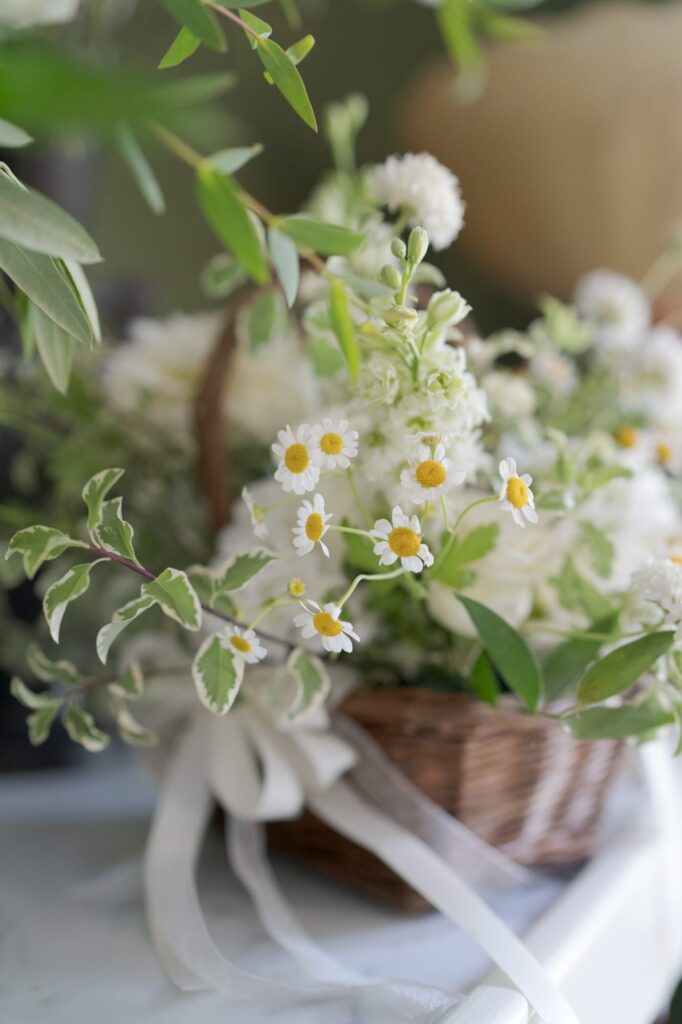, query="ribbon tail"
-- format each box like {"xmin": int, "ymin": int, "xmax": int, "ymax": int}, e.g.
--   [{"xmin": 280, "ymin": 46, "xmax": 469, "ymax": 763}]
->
[{"xmin": 309, "ymin": 780, "xmax": 582, "ymax": 1024}]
